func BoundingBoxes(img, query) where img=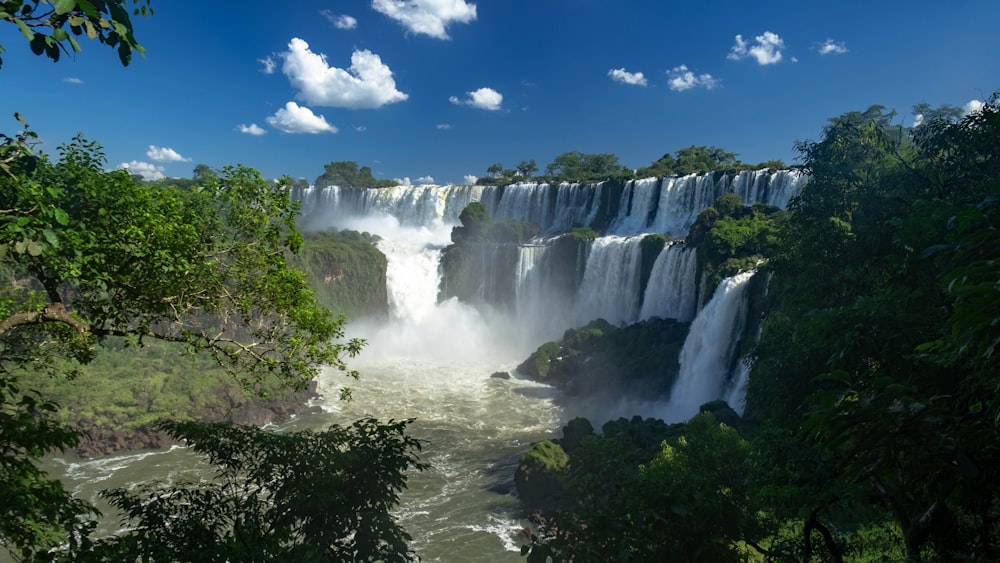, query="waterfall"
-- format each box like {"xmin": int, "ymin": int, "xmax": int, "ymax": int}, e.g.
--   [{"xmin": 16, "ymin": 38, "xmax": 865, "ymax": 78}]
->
[
  {"xmin": 295, "ymin": 170, "xmax": 805, "ymax": 239},
  {"xmin": 723, "ymin": 358, "xmax": 751, "ymax": 416},
  {"xmin": 573, "ymin": 236, "xmax": 645, "ymax": 326},
  {"xmin": 378, "ymin": 236, "xmax": 442, "ymax": 323},
  {"xmin": 660, "ymin": 270, "xmax": 755, "ymax": 422},
  {"xmin": 638, "ymin": 243, "xmax": 698, "ymax": 322},
  {"xmin": 607, "ymin": 178, "xmax": 660, "ymax": 235}
]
